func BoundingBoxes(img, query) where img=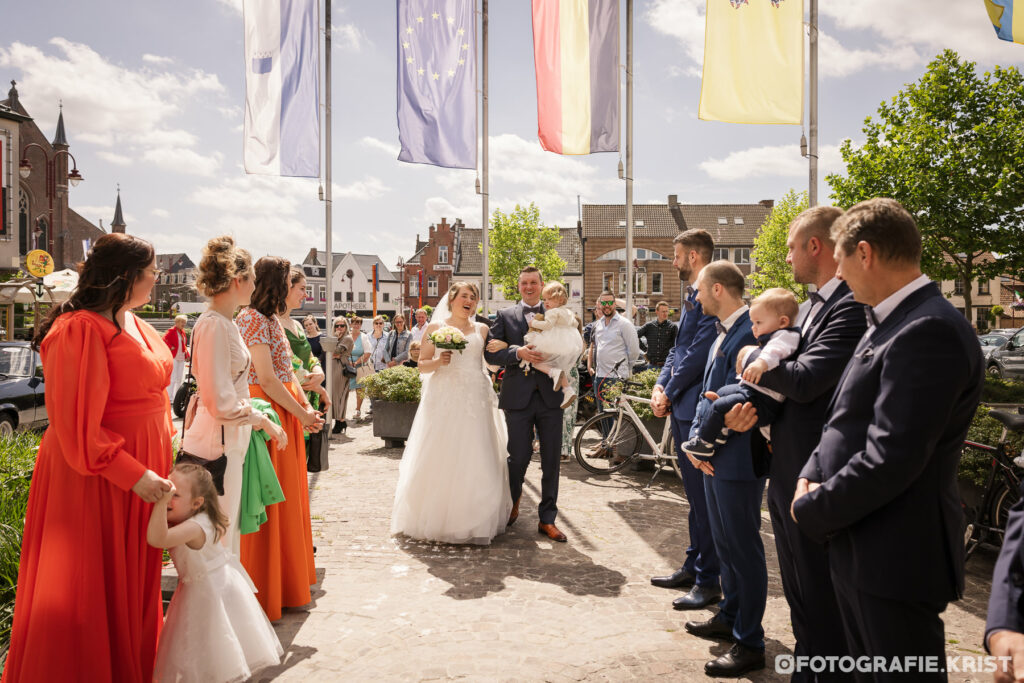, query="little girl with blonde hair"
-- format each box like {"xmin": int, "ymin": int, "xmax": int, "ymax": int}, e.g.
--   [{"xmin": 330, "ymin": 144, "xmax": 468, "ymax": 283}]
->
[
  {"xmin": 149, "ymin": 463, "xmax": 282, "ymax": 683},
  {"xmin": 509, "ymin": 282, "xmax": 584, "ymax": 408}
]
